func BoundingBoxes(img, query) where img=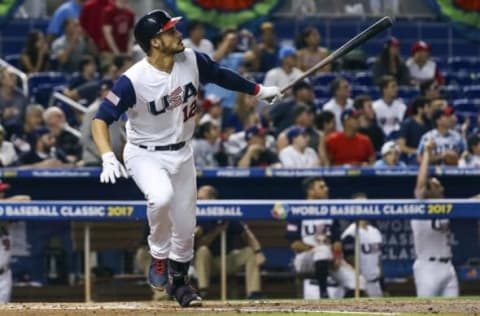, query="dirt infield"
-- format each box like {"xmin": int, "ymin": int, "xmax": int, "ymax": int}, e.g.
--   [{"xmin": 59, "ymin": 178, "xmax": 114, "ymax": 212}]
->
[{"xmin": 0, "ymin": 299, "xmax": 479, "ymax": 316}]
